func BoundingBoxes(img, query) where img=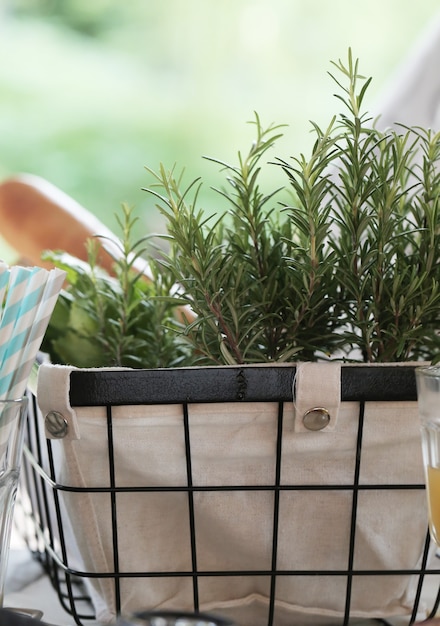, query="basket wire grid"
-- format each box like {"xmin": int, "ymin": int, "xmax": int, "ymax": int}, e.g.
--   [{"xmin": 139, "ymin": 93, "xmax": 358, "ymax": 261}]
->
[{"xmin": 15, "ymin": 365, "xmax": 440, "ymax": 626}]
